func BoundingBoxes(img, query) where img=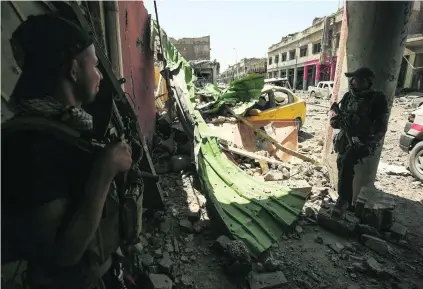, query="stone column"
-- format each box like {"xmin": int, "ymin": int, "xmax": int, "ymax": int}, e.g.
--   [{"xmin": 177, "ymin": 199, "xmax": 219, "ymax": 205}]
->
[
  {"xmin": 303, "ymin": 65, "xmax": 309, "ymax": 90},
  {"xmin": 315, "ymin": 64, "xmax": 321, "ymax": 84},
  {"xmin": 293, "ymin": 67, "xmax": 298, "ymax": 89},
  {"xmin": 323, "ymin": 0, "xmax": 412, "ymax": 202},
  {"xmin": 330, "ymin": 60, "xmax": 336, "ymax": 81}
]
